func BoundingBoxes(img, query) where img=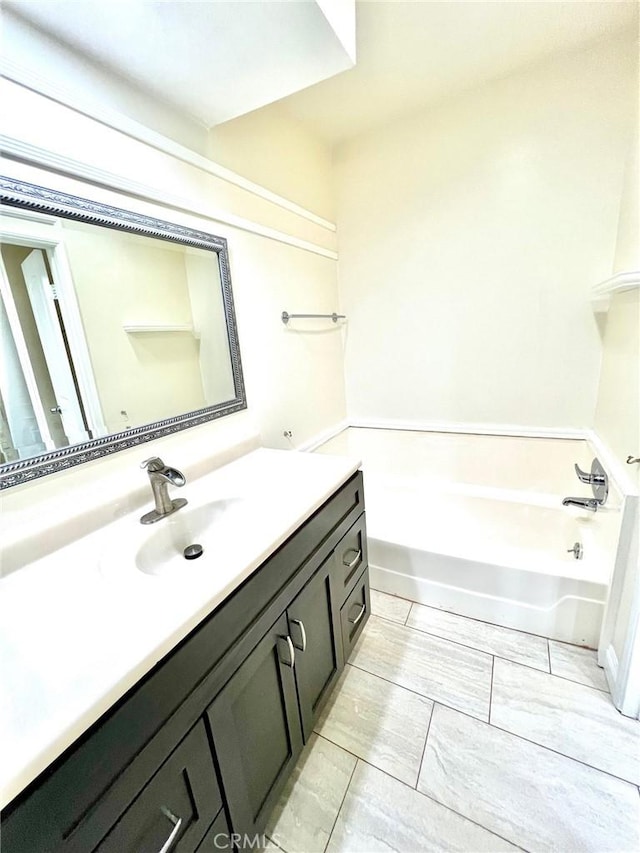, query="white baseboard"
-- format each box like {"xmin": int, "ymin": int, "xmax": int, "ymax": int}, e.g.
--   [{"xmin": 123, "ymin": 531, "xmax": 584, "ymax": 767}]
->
[
  {"xmin": 347, "ymin": 417, "xmax": 588, "ymax": 441},
  {"xmin": 602, "ymin": 644, "xmax": 619, "ymax": 694}
]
